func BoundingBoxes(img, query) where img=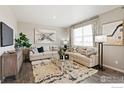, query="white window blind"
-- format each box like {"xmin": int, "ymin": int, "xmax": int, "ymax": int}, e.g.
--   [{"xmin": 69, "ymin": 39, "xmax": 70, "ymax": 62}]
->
[{"xmin": 73, "ymin": 24, "xmax": 93, "ymax": 46}]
